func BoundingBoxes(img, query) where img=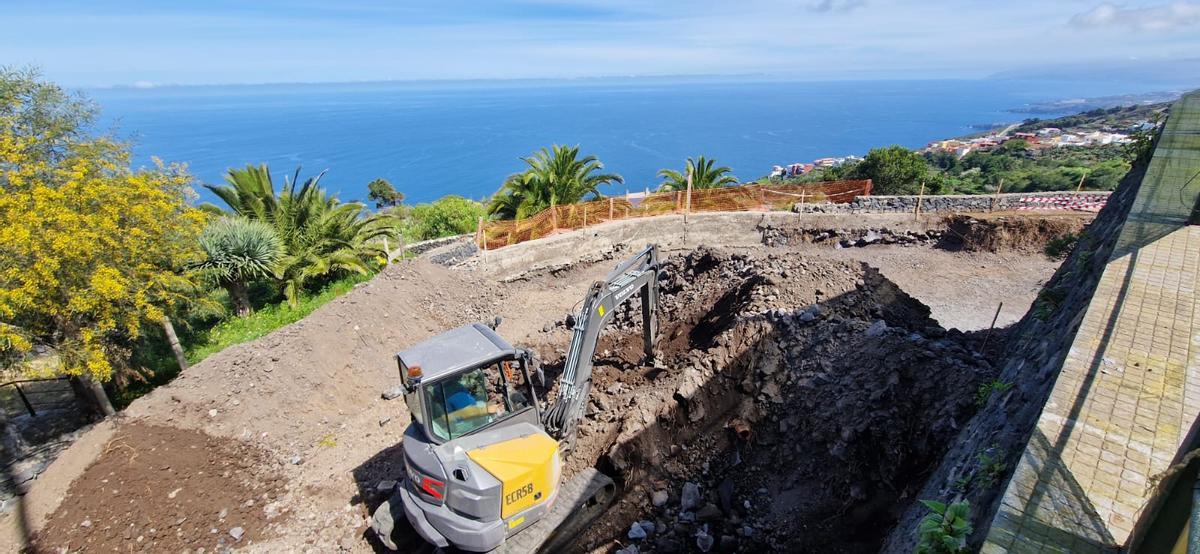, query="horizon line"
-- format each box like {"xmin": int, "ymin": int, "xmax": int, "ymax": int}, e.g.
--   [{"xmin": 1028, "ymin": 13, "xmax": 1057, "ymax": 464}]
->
[{"xmin": 82, "ymin": 71, "xmax": 1004, "ymax": 91}]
